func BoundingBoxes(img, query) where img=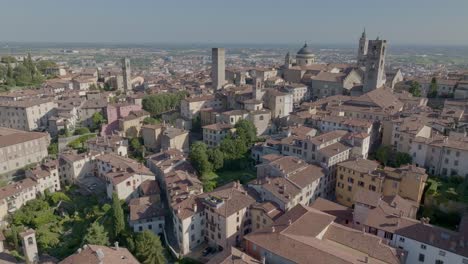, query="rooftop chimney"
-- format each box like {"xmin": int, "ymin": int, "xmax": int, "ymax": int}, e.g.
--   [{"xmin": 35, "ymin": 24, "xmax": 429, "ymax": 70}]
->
[{"xmin": 271, "ymin": 226, "xmax": 276, "ymax": 232}]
